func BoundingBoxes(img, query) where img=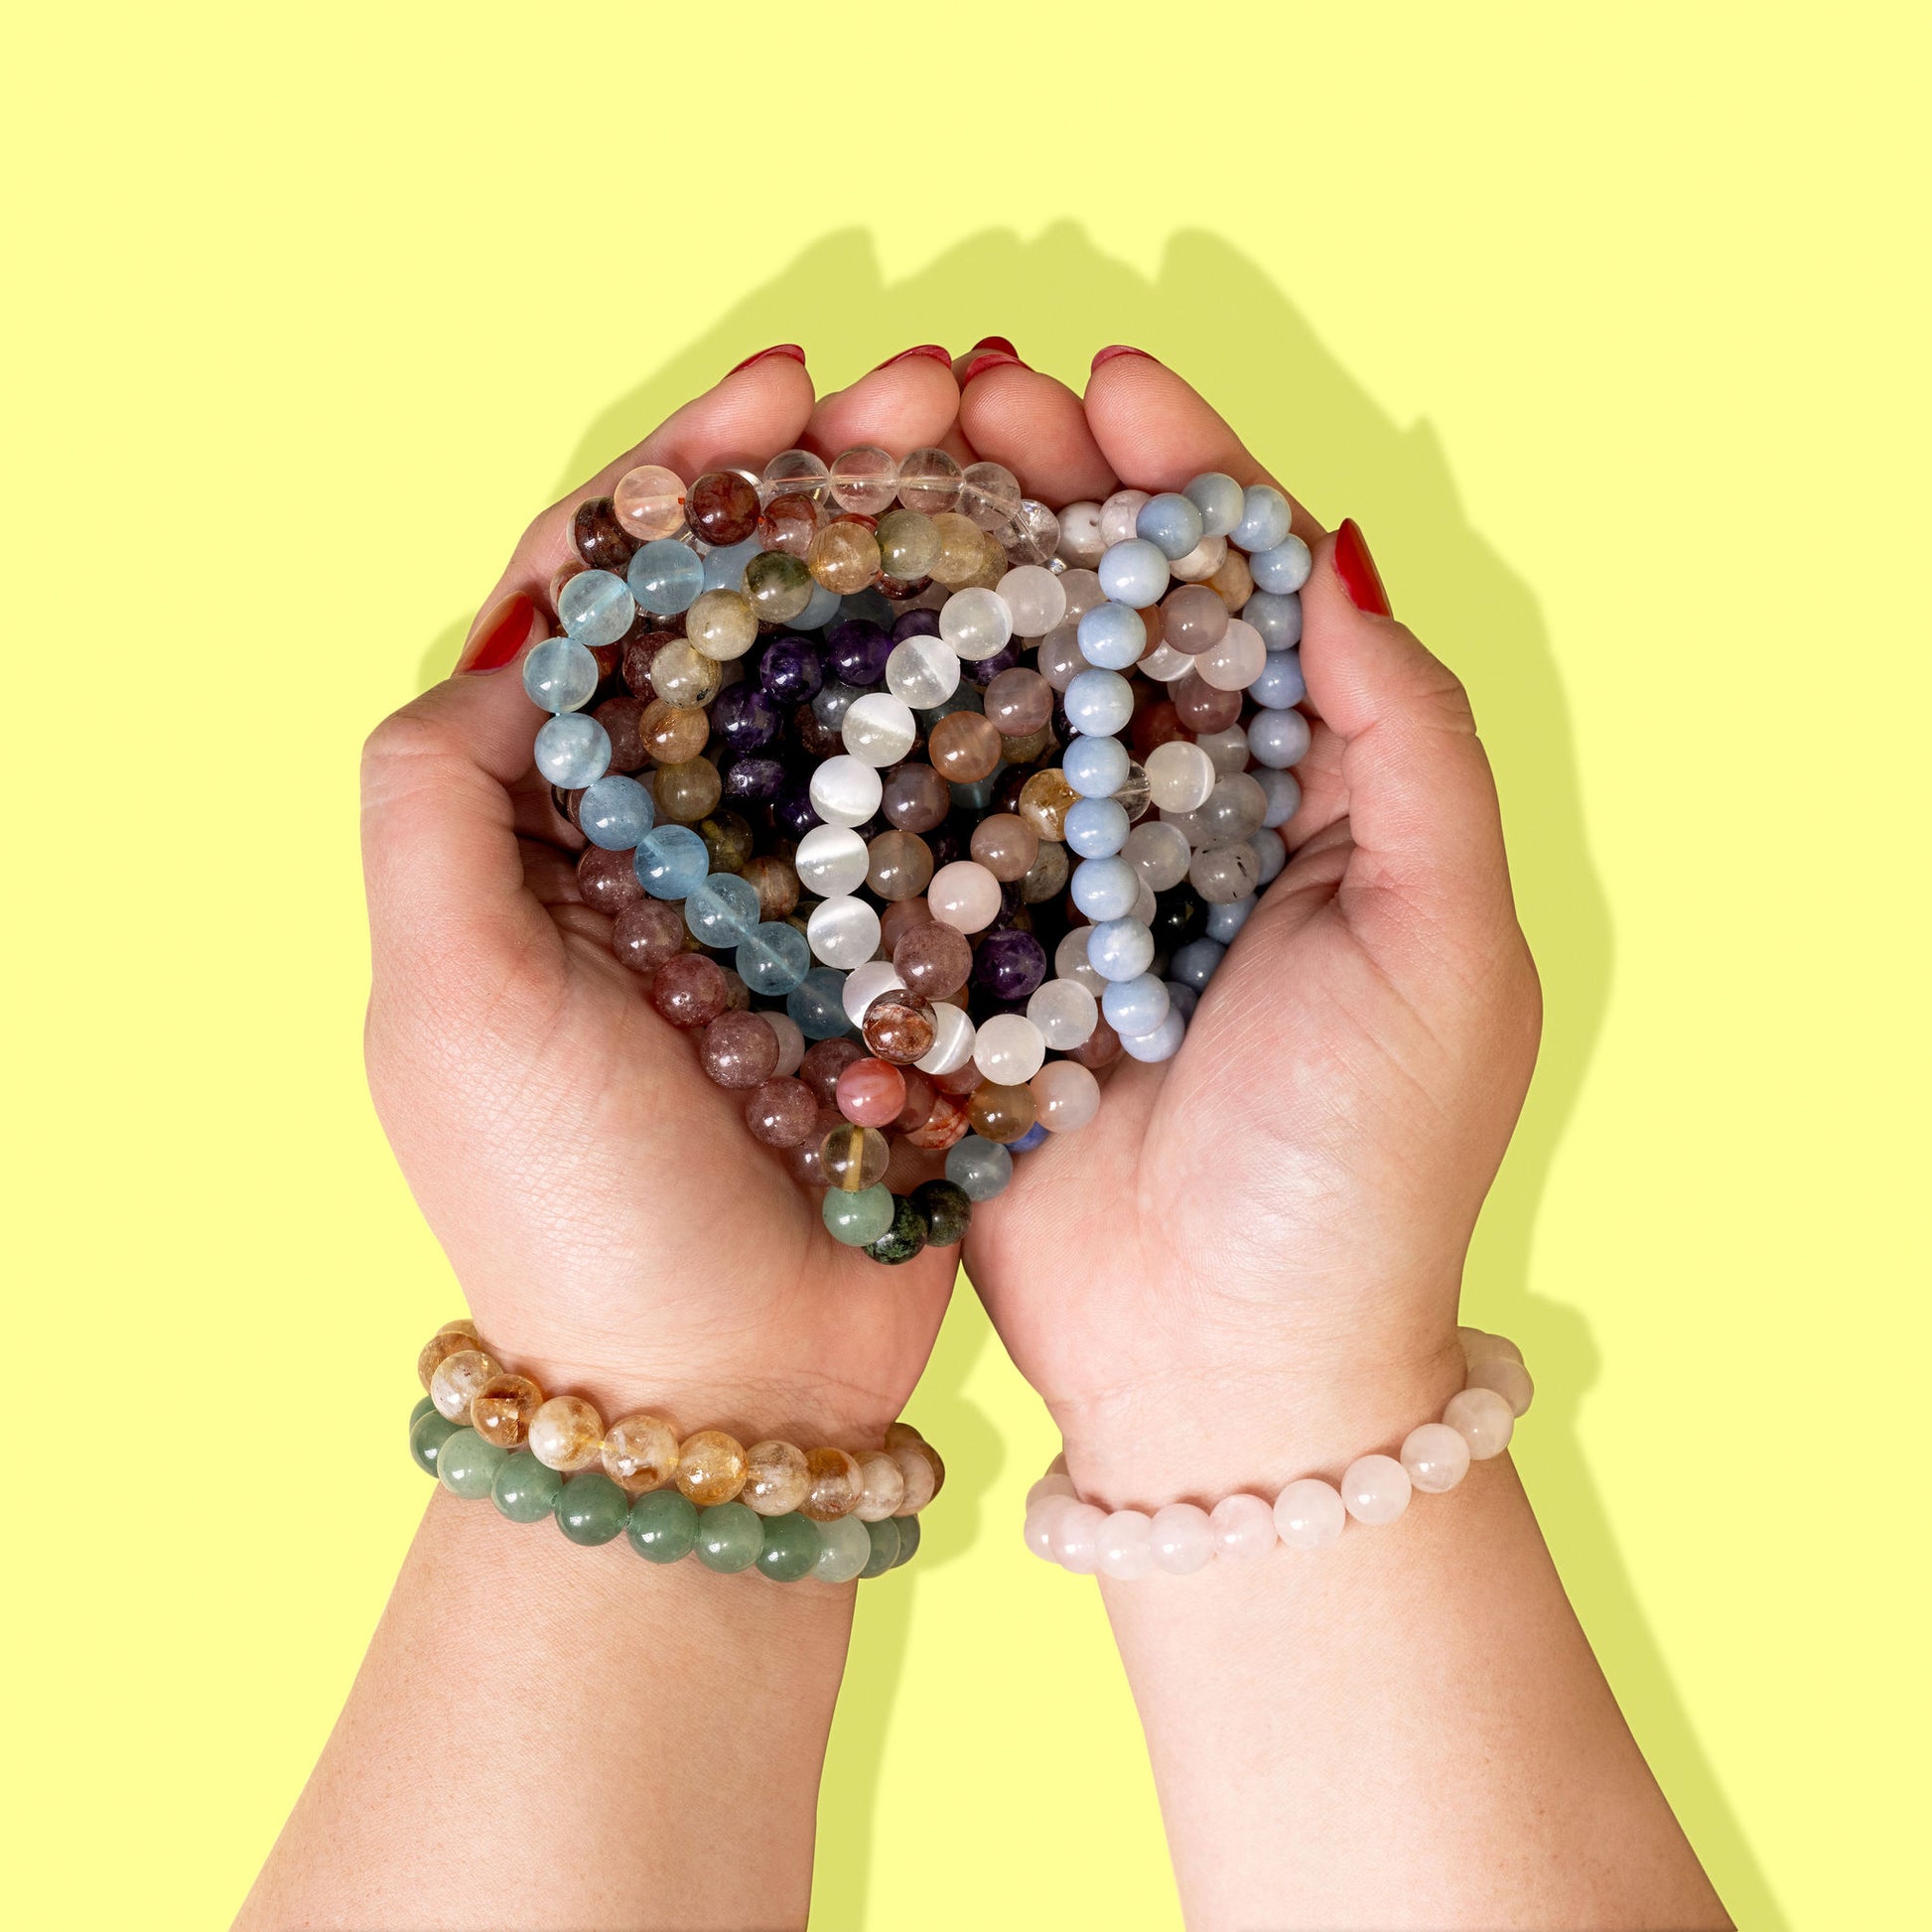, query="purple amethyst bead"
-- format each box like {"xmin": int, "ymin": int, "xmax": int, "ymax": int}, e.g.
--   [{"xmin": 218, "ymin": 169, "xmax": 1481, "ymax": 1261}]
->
[
  {"xmin": 826, "ymin": 620, "xmax": 893, "ymax": 689},
  {"xmin": 893, "ymin": 607, "xmax": 943, "ymax": 642},
  {"xmin": 759, "ymin": 632, "xmax": 824, "ymax": 704},
  {"xmin": 973, "ymin": 928, "xmax": 1045, "ymax": 1002},
  {"xmin": 722, "ymin": 755, "xmax": 783, "ymax": 805},
  {"xmin": 711, "ymin": 682, "xmax": 780, "ymax": 754},
  {"xmin": 773, "ymin": 774, "xmax": 822, "ymax": 839}
]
